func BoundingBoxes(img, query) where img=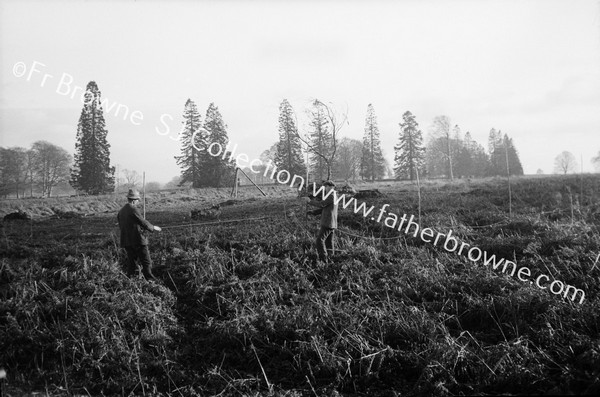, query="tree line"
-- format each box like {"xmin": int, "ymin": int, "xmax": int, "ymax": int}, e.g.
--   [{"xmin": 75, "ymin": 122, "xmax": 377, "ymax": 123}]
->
[
  {"xmin": 0, "ymin": 142, "xmax": 71, "ymax": 198},
  {"xmin": 172, "ymin": 97, "xmax": 600, "ymax": 186},
  {"xmin": 174, "ymin": 99, "xmax": 236, "ymax": 188},
  {"xmin": 3, "ymin": 79, "xmax": 600, "ymax": 197},
  {"xmin": 0, "ymin": 81, "xmax": 115, "ymax": 198},
  {"xmin": 256, "ymin": 101, "xmax": 527, "ymax": 184},
  {"xmin": 551, "ymin": 151, "xmax": 600, "ymax": 175}
]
